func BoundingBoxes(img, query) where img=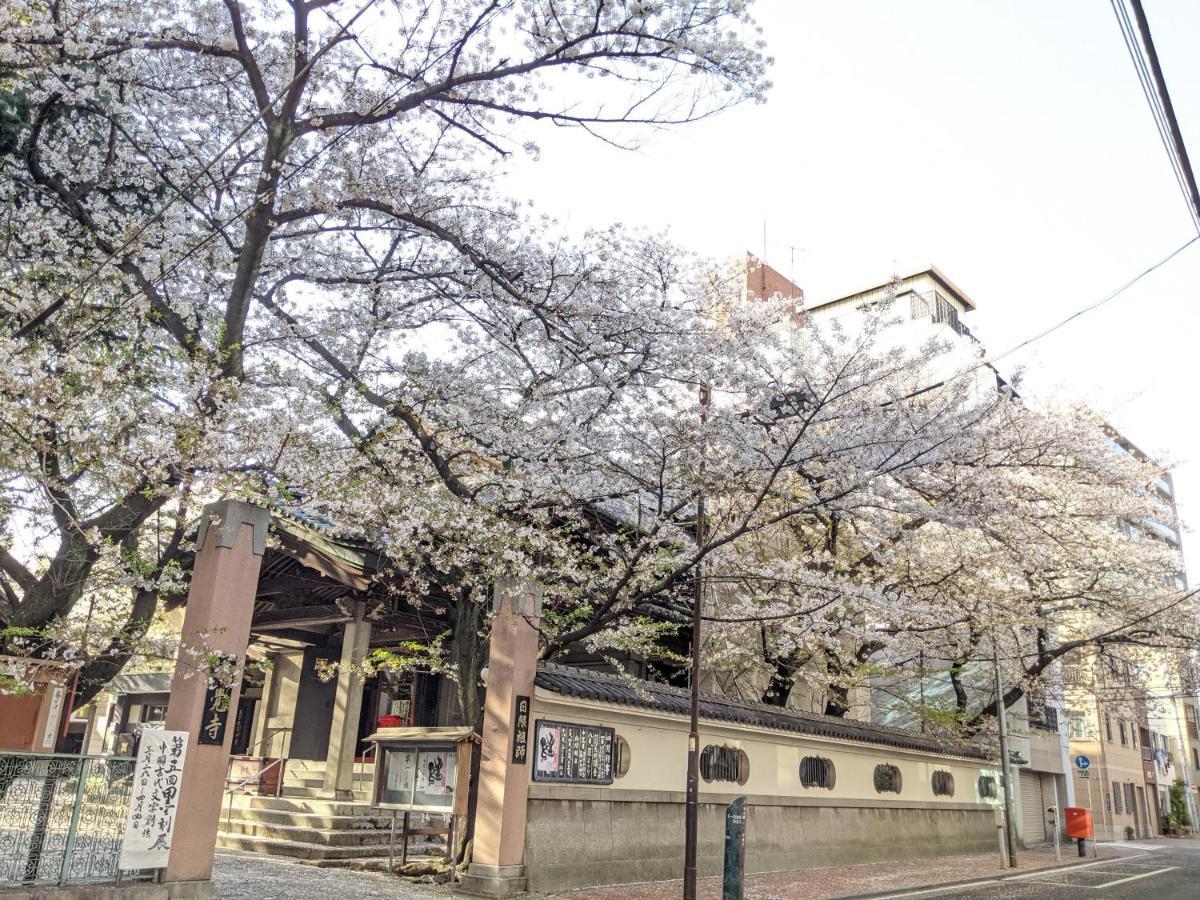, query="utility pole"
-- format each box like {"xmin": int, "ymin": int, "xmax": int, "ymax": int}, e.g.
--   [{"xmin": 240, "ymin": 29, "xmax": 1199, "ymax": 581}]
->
[
  {"xmin": 683, "ymin": 384, "xmax": 711, "ymax": 900},
  {"xmin": 993, "ymin": 633, "xmax": 1018, "ymax": 867}
]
